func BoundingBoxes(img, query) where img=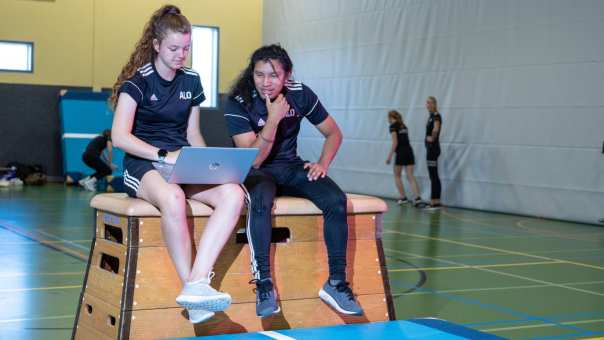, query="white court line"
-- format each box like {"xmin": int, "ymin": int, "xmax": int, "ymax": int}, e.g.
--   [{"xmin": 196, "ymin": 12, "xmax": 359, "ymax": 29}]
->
[
  {"xmin": 482, "ymin": 318, "xmax": 604, "ymax": 332},
  {"xmin": 383, "ymin": 229, "xmax": 604, "ymax": 271},
  {"xmin": 35, "ymin": 229, "xmax": 90, "ymax": 251},
  {"xmin": 259, "ymin": 331, "xmax": 297, "ymax": 340},
  {"xmin": 394, "ymin": 280, "xmax": 604, "ymax": 296},
  {"xmin": 384, "ymin": 247, "xmax": 604, "ymax": 297},
  {"xmin": 0, "ymin": 285, "xmax": 81, "ymax": 293},
  {"xmin": 0, "ymin": 314, "xmax": 74, "ymax": 324},
  {"xmin": 0, "ymin": 271, "xmax": 83, "ymax": 278}
]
